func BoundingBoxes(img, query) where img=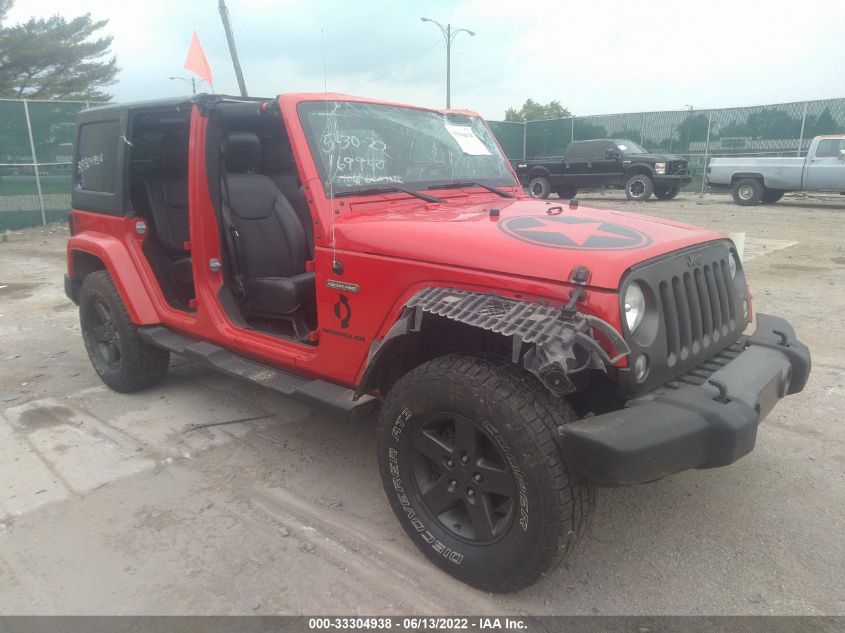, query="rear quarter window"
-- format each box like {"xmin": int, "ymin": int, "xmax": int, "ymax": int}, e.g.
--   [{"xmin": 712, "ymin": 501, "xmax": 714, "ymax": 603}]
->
[
  {"xmin": 72, "ymin": 116, "xmax": 126, "ymax": 215},
  {"xmin": 77, "ymin": 120, "xmax": 120, "ymax": 192},
  {"xmin": 566, "ymin": 143, "xmax": 590, "ymax": 160}
]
